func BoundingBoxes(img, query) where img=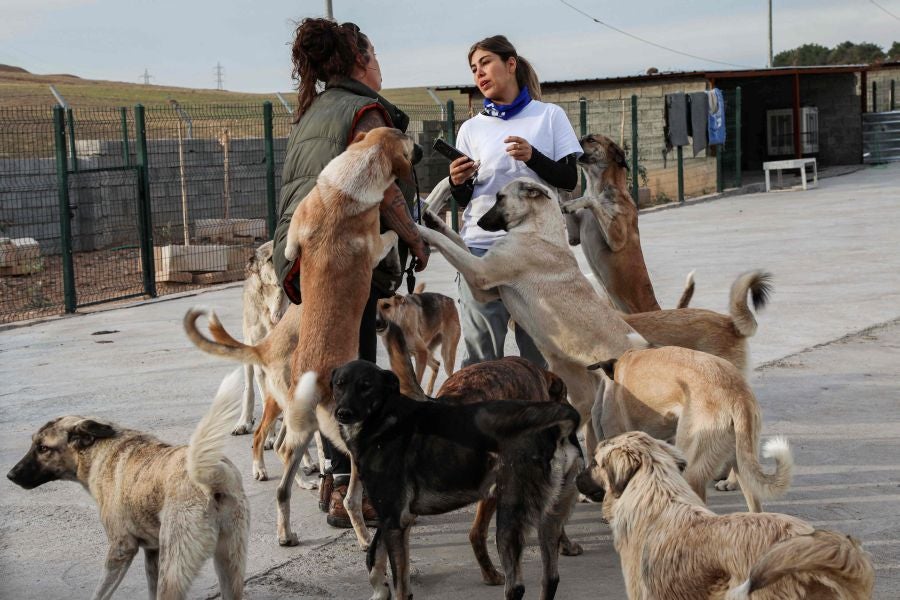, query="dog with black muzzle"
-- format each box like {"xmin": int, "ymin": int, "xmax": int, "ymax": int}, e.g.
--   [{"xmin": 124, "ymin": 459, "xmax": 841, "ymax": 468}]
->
[
  {"xmin": 331, "ymin": 359, "xmax": 582, "ymax": 600},
  {"xmin": 7, "ymin": 370, "xmax": 249, "ymax": 600}
]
